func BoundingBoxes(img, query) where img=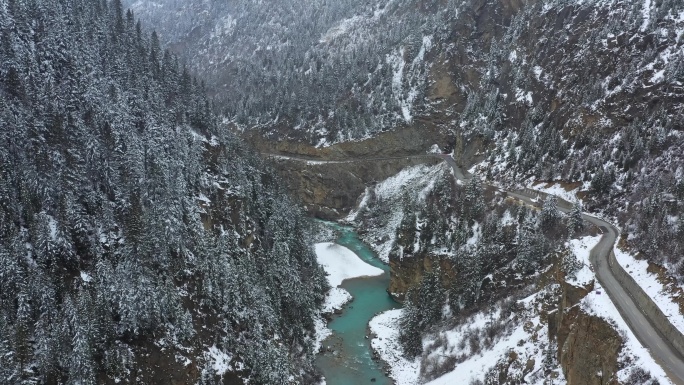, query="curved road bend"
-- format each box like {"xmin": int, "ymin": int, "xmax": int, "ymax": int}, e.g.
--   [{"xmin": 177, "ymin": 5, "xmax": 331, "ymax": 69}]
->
[
  {"xmin": 507, "ymin": 191, "xmax": 684, "ymax": 384},
  {"xmin": 263, "ymin": 151, "xmax": 684, "ymax": 383},
  {"xmin": 437, "ymin": 154, "xmax": 684, "ymax": 385}
]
